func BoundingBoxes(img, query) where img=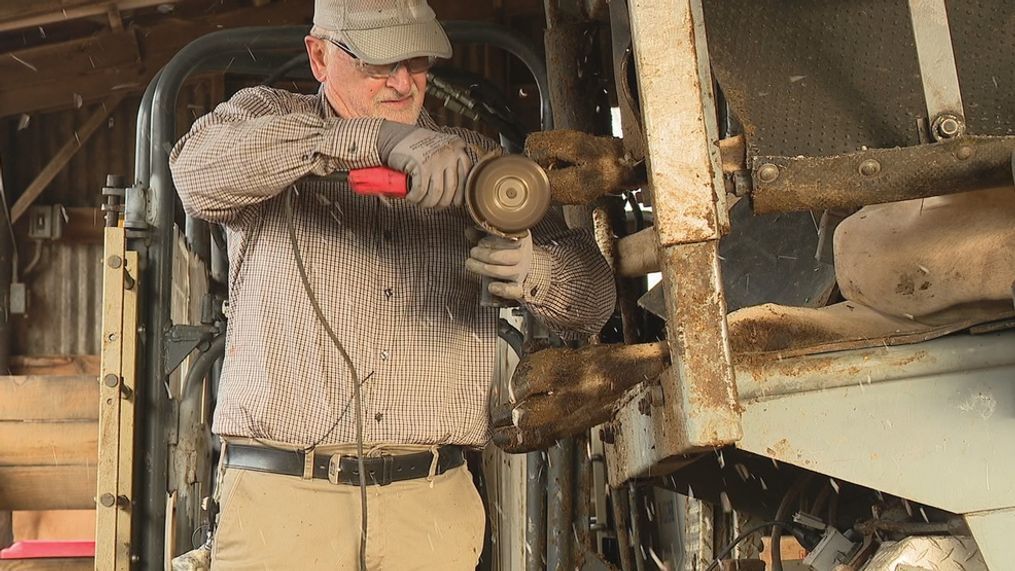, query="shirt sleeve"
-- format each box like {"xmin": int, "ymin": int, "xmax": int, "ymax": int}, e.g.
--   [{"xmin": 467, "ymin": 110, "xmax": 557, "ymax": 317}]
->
[
  {"xmin": 428, "ymin": 115, "xmax": 615, "ymax": 335},
  {"xmin": 169, "ymin": 86, "xmax": 385, "ymax": 225},
  {"xmin": 522, "ymin": 206, "xmax": 617, "ymax": 337}
]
